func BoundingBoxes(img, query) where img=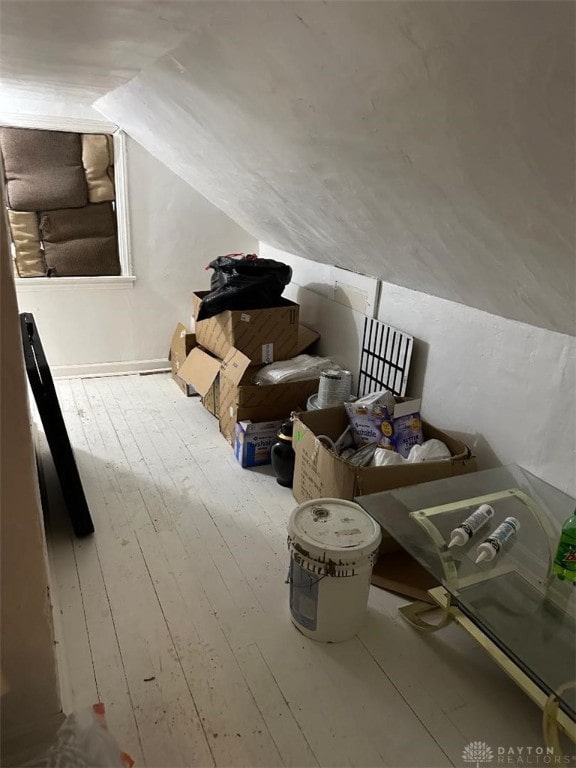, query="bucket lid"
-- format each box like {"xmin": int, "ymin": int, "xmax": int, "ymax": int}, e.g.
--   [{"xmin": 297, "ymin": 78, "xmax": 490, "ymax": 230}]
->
[{"xmin": 289, "ymin": 498, "xmax": 381, "ymax": 554}]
